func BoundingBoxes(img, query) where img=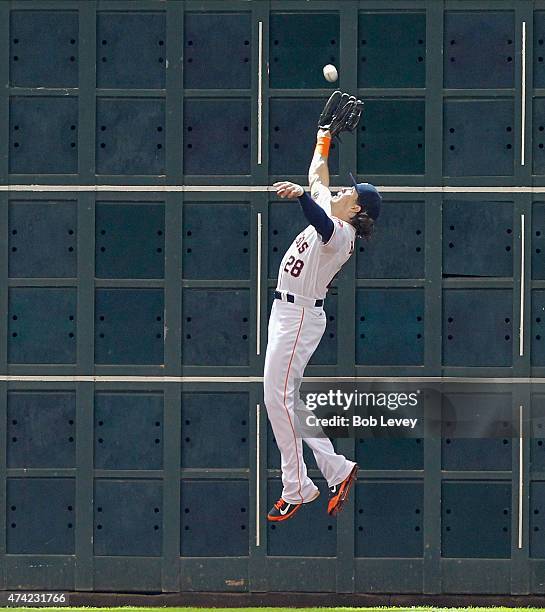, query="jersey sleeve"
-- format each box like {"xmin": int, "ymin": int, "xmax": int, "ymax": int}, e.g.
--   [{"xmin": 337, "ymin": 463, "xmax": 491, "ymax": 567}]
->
[
  {"xmin": 322, "ymin": 217, "xmax": 355, "ymax": 254},
  {"xmin": 298, "ymin": 192, "xmax": 334, "ymax": 243},
  {"xmin": 310, "ymin": 181, "xmax": 332, "ymax": 216}
]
